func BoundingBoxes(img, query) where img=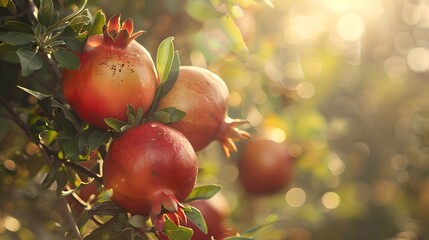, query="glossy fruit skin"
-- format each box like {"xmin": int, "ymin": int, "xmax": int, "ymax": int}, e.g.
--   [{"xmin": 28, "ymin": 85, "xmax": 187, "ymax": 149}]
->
[
  {"xmin": 186, "ymin": 200, "xmax": 234, "ymax": 240},
  {"xmin": 102, "ymin": 122, "xmax": 198, "ymax": 216},
  {"xmin": 62, "ymin": 18, "xmax": 158, "ymax": 129},
  {"xmin": 238, "ymin": 139, "xmax": 294, "ymax": 195},
  {"xmin": 157, "ymin": 66, "xmax": 249, "ymax": 156}
]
